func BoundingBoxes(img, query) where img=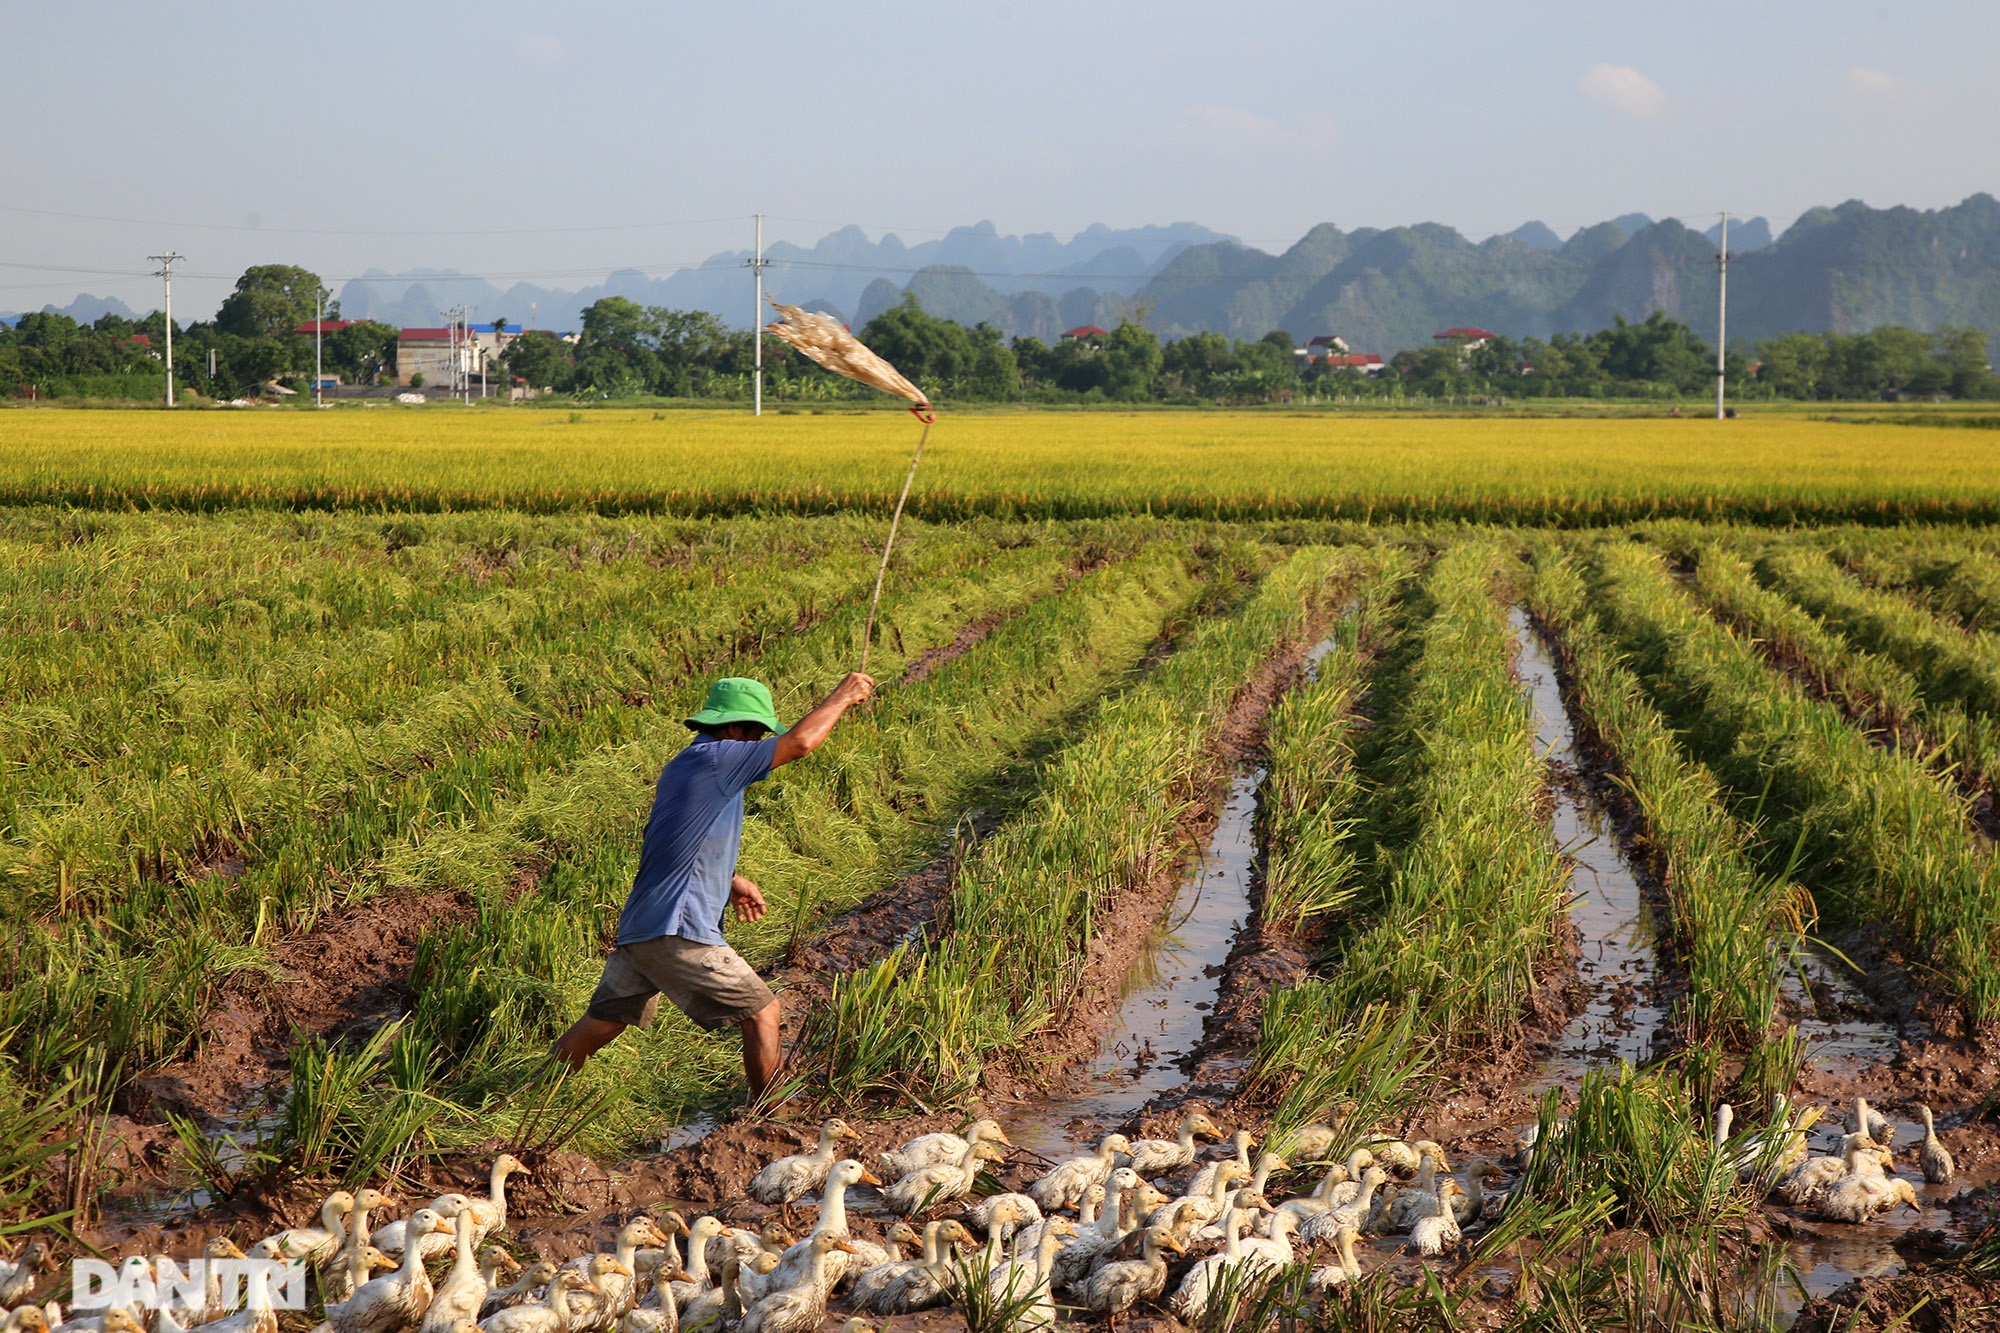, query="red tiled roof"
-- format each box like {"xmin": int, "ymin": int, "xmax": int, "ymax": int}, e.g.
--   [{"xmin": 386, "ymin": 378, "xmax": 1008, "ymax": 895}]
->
[
  {"xmin": 1332, "ymin": 353, "xmax": 1384, "ymax": 367},
  {"xmin": 129, "ymin": 333, "xmax": 152, "ymax": 346},
  {"xmin": 399, "ymin": 327, "xmax": 453, "ymax": 341},
  {"xmin": 1433, "ymin": 326, "xmax": 1496, "ymax": 340},
  {"xmin": 1062, "ymin": 325, "xmax": 1108, "ymax": 339},
  {"xmin": 1307, "ymin": 335, "xmax": 1344, "ymax": 347},
  {"xmin": 295, "ymin": 320, "xmax": 356, "ymax": 335}
]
